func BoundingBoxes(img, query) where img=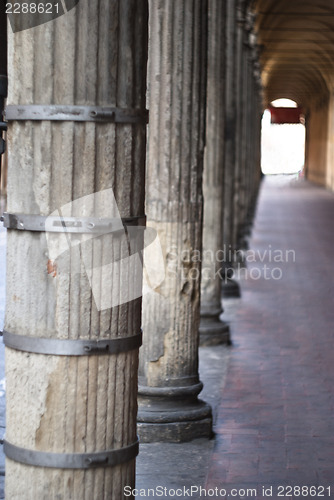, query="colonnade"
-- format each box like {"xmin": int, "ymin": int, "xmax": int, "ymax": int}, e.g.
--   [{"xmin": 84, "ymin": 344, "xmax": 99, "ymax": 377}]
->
[
  {"xmin": 3, "ymin": 0, "xmax": 262, "ymax": 497},
  {"xmin": 138, "ymin": 0, "xmax": 262, "ymax": 443}
]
